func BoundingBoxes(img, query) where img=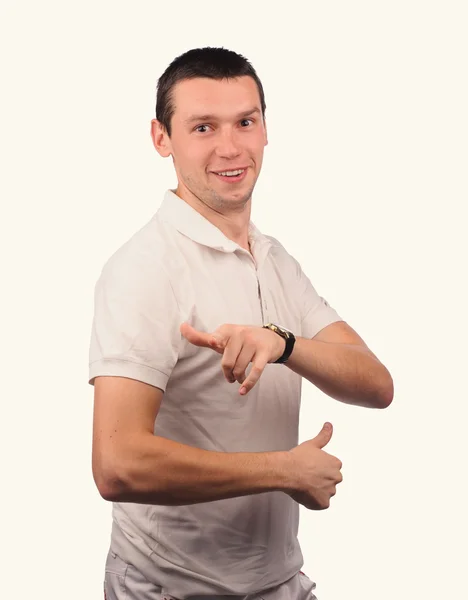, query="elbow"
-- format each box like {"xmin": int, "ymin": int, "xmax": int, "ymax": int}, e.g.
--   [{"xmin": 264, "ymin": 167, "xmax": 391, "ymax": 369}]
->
[
  {"xmin": 93, "ymin": 457, "xmax": 132, "ymax": 502},
  {"xmin": 95, "ymin": 473, "xmax": 126, "ymax": 502},
  {"xmin": 93, "ymin": 450, "xmax": 163, "ymax": 503},
  {"xmin": 376, "ymin": 372, "xmax": 394, "ymax": 409}
]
